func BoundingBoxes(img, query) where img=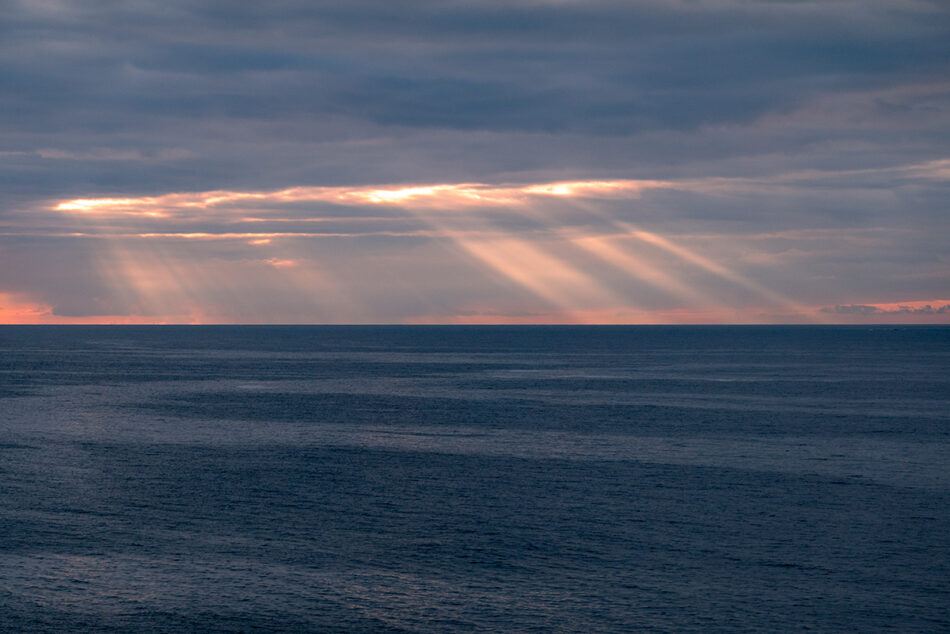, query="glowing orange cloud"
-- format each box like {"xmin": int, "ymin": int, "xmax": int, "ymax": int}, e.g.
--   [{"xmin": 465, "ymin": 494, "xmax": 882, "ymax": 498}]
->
[
  {"xmin": 0, "ymin": 292, "xmax": 53, "ymax": 324},
  {"xmin": 861, "ymin": 299, "xmax": 950, "ymax": 312},
  {"xmin": 44, "ymin": 157, "xmax": 950, "ymax": 222},
  {"xmin": 264, "ymin": 258, "xmax": 298, "ymax": 268},
  {"xmin": 52, "ymin": 178, "xmax": 676, "ymax": 220},
  {"xmin": 0, "ymin": 292, "xmax": 199, "ymax": 324}
]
